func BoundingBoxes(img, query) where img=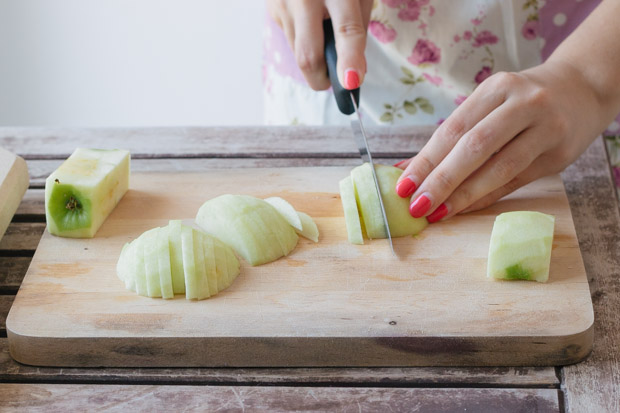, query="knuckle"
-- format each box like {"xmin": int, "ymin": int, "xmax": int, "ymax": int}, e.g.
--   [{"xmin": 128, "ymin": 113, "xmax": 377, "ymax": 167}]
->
[
  {"xmin": 463, "ymin": 128, "xmax": 493, "ymax": 155},
  {"xmin": 490, "ymin": 71, "xmax": 522, "ymax": 89},
  {"xmin": 492, "ymin": 155, "xmax": 519, "ymax": 182},
  {"xmin": 412, "ymin": 153, "xmax": 435, "ymax": 176},
  {"xmin": 336, "ymin": 21, "xmax": 366, "ymax": 37},
  {"xmin": 501, "ymin": 176, "xmax": 522, "ymax": 196},
  {"xmin": 295, "ymin": 47, "xmax": 323, "ymax": 73},
  {"xmin": 438, "ymin": 118, "xmax": 466, "ymax": 143},
  {"xmin": 527, "ymin": 85, "xmax": 552, "ymax": 108},
  {"xmin": 432, "ymin": 169, "xmax": 456, "ymax": 193}
]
